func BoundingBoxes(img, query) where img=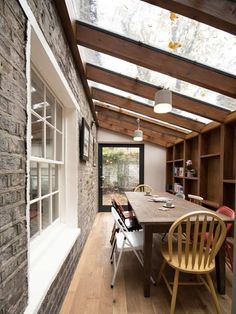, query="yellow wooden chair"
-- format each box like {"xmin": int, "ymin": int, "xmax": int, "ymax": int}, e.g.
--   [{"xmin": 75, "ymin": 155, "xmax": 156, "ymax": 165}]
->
[
  {"xmin": 134, "ymin": 184, "xmax": 153, "ymax": 193},
  {"xmin": 157, "ymin": 210, "xmax": 227, "ymax": 314}
]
